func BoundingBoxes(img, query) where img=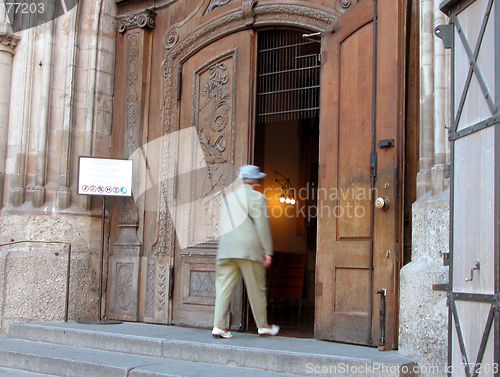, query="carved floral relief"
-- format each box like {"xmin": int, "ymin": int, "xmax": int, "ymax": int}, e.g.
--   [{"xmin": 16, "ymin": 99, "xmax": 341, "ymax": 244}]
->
[
  {"xmin": 191, "ymin": 54, "xmax": 235, "ymax": 244},
  {"xmin": 115, "ymin": 263, "xmax": 134, "ymax": 311},
  {"xmin": 198, "ymin": 62, "xmax": 231, "ymax": 198}
]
